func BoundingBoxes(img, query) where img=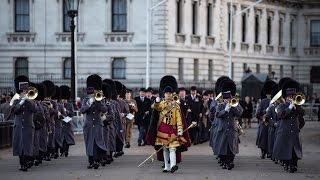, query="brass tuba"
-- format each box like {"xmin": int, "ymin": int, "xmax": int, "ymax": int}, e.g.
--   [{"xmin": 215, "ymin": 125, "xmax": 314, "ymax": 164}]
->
[
  {"xmin": 94, "ymin": 90, "xmax": 104, "ymax": 101},
  {"xmin": 27, "ymin": 87, "xmax": 38, "ymax": 100},
  {"xmin": 292, "ymin": 93, "xmax": 306, "ymax": 106}
]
